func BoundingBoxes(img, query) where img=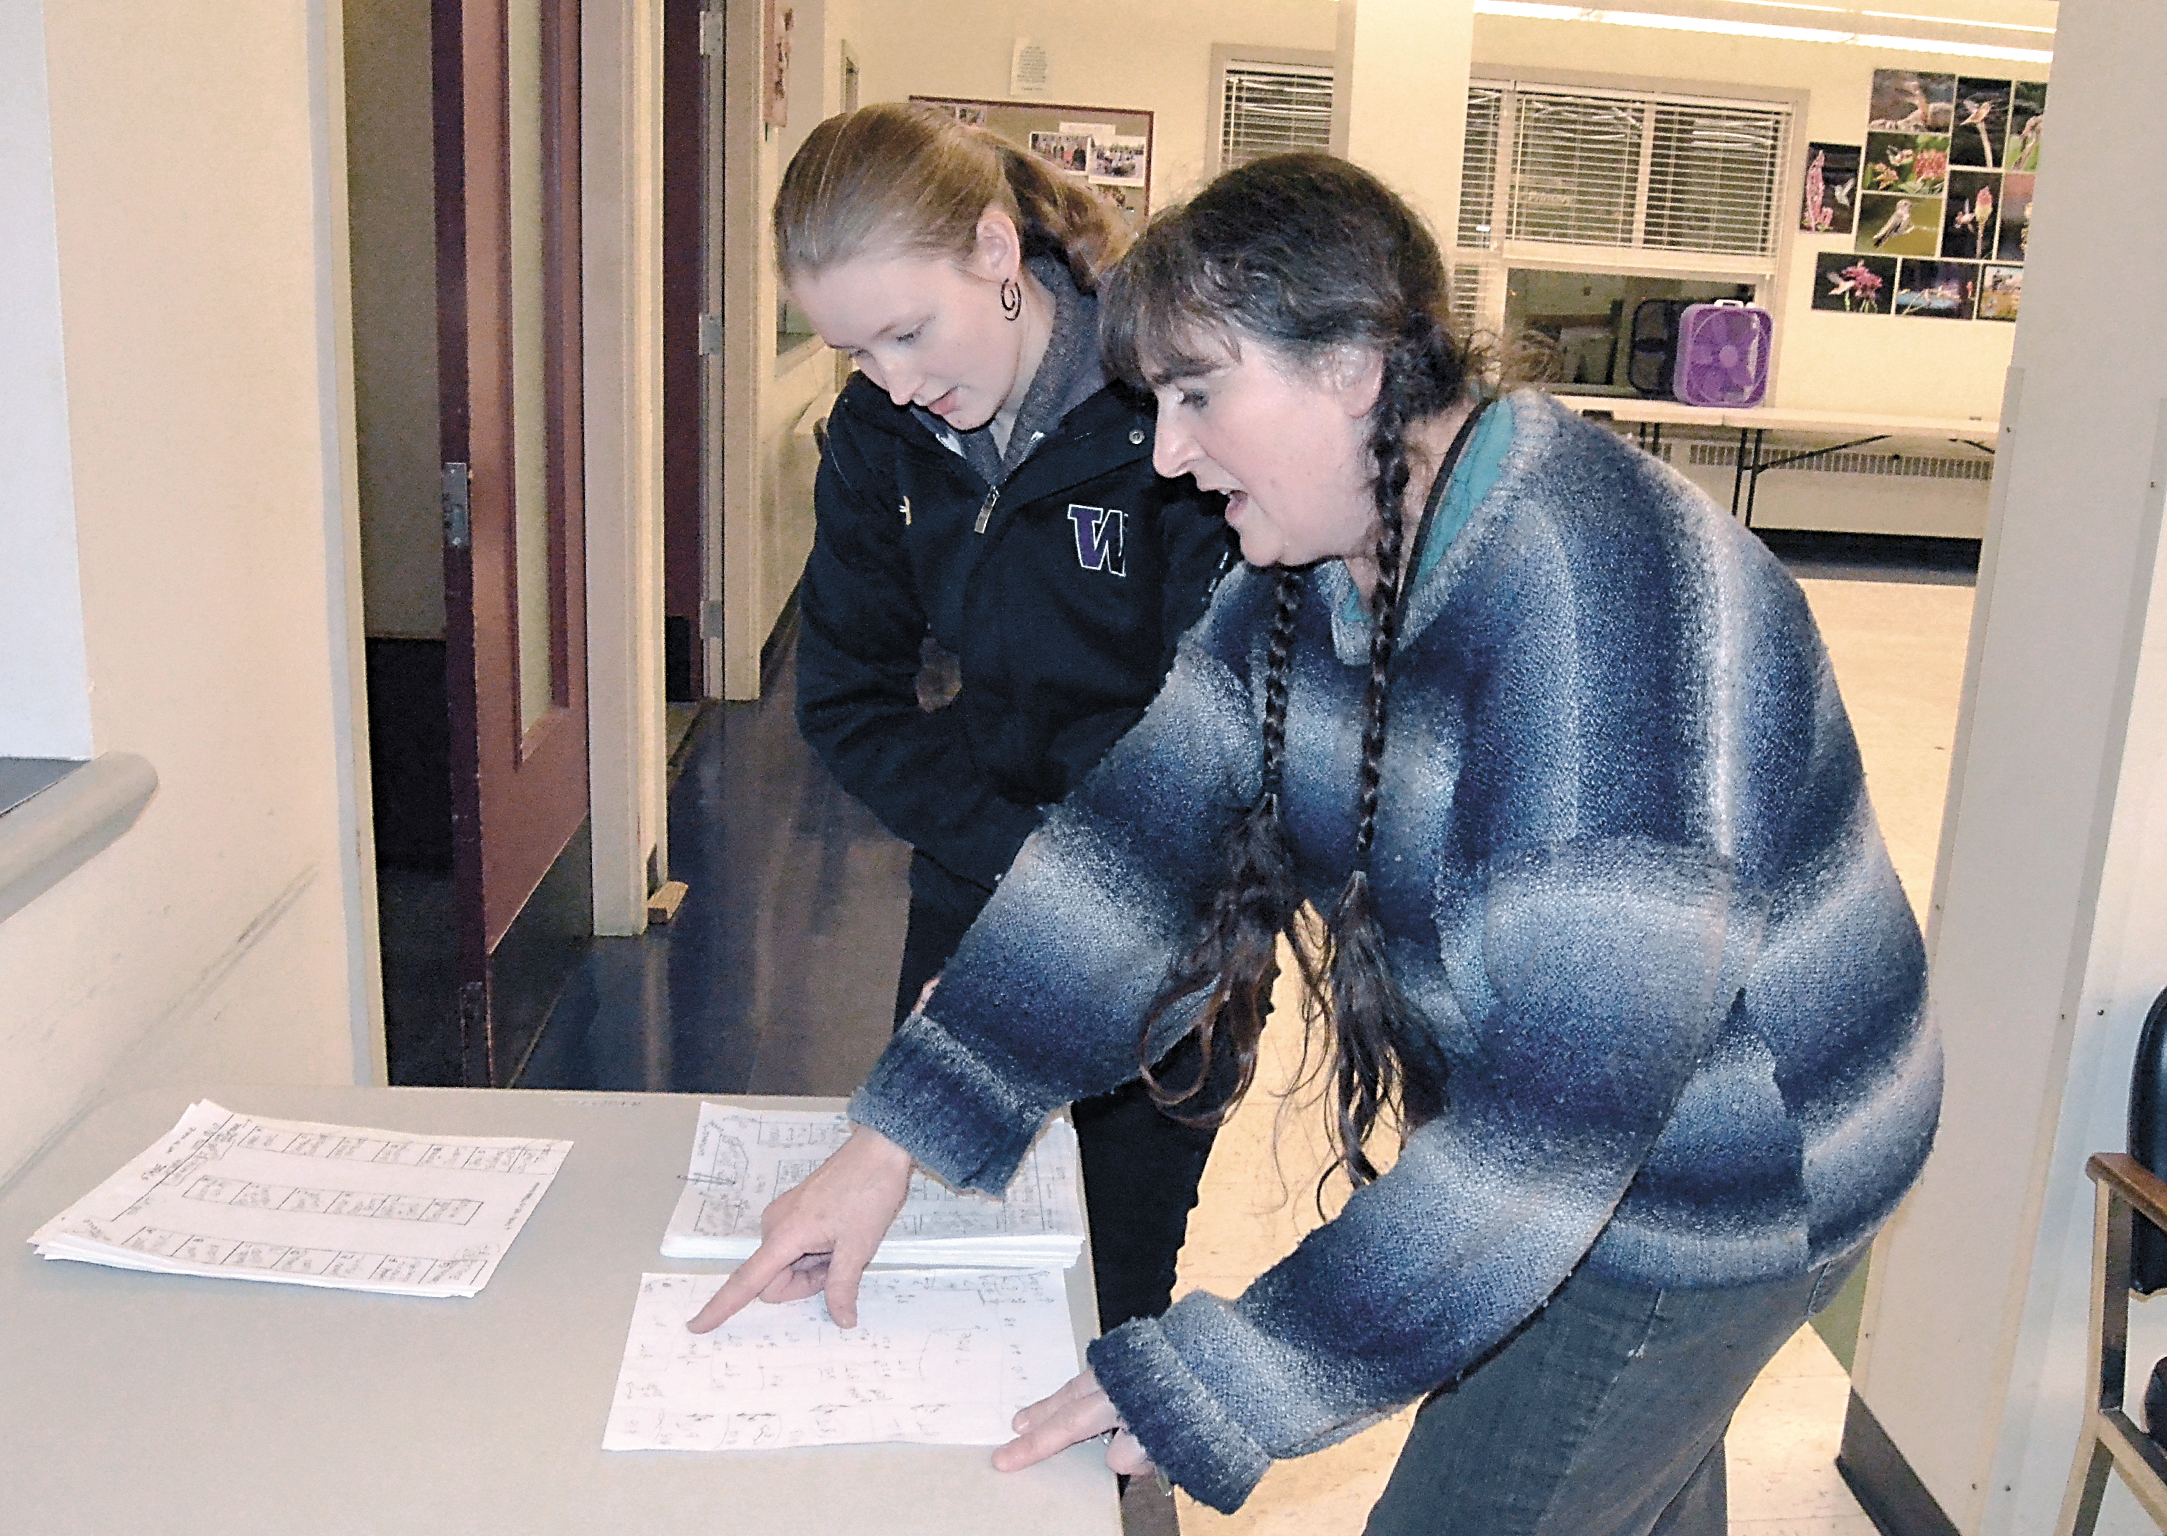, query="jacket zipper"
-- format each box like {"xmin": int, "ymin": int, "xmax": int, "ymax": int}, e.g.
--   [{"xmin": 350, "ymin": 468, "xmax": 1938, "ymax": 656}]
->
[{"xmin": 973, "ymin": 485, "xmax": 1000, "ymax": 534}]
